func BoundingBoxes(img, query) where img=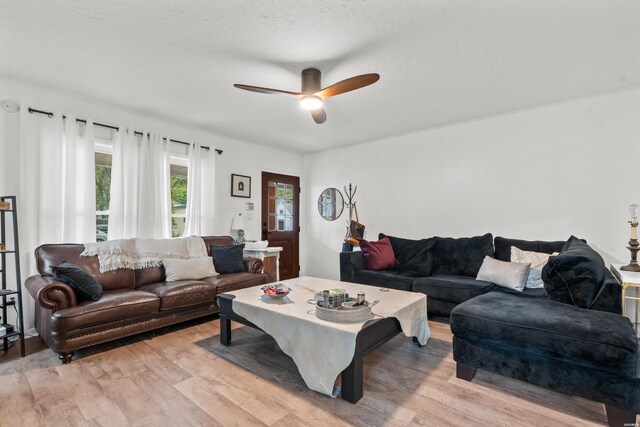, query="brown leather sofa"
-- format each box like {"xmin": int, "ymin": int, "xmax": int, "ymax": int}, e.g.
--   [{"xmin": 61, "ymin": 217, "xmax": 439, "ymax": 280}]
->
[{"xmin": 25, "ymin": 236, "xmax": 268, "ymax": 363}]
